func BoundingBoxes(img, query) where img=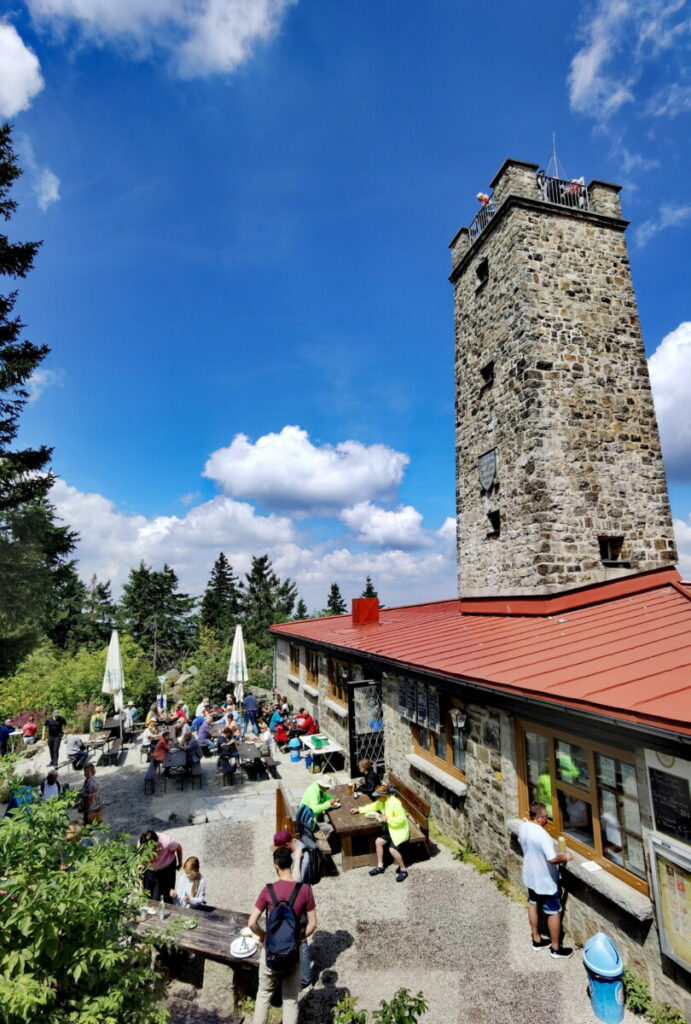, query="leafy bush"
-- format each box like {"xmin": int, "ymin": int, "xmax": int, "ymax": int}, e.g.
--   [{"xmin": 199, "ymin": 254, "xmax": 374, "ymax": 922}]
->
[
  {"xmin": 623, "ymin": 967, "xmax": 684, "ymax": 1023},
  {"xmin": 0, "ymin": 796, "xmax": 170, "ymax": 1023},
  {"xmin": 333, "ymin": 990, "xmax": 428, "ymax": 1024}
]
